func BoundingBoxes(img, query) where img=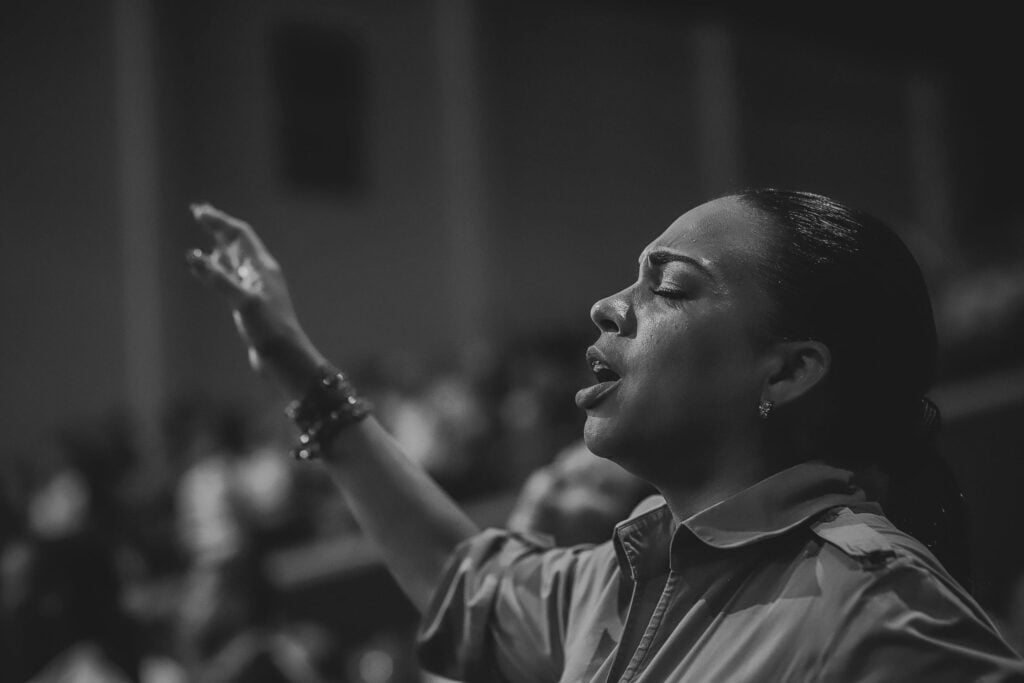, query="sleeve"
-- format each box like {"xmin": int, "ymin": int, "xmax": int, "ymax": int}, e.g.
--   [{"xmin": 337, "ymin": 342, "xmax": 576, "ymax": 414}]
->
[
  {"xmin": 820, "ymin": 555, "xmax": 1024, "ymax": 682},
  {"xmin": 416, "ymin": 527, "xmax": 590, "ymax": 683}
]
